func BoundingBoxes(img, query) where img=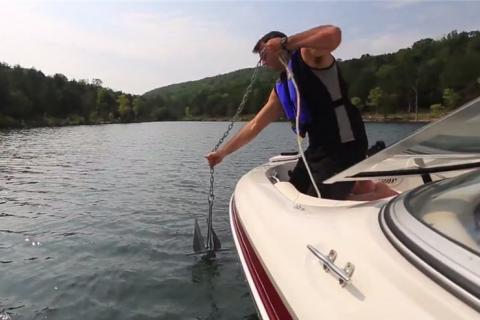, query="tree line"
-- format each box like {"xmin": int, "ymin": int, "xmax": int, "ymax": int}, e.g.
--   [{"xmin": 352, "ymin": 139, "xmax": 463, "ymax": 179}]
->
[
  {"xmin": 341, "ymin": 30, "xmax": 480, "ymax": 119},
  {"xmin": 146, "ymin": 30, "xmax": 480, "ymax": 121},
  {"xmin": 0, "ymin": 30, "xmax": 479, "ymax": 128},
  {"xmin": 0, "ymin": 62, "xmax": 181, "ymax": 128}
]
